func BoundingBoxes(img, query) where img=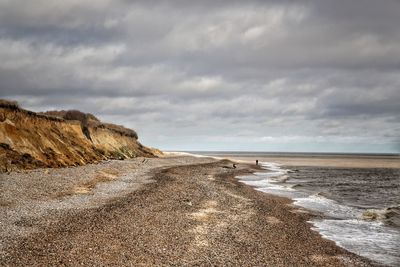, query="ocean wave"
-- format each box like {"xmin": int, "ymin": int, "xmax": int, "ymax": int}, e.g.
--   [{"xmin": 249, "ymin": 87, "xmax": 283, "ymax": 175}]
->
[
  {"xmin": 314, "ymin": 191, "xmax": 329, "ymax": 197},
  {"xmin": 287, "ymin": 183, "xmax": 301, "ymax": 189},
  {"xmin": 294, "ymin": 194, "xmax": 361, "ymax": 219},
  {"xmin": 362, "ymin": 210, "xmax": 387, "ymax": 221},
  {"xmin": 270, "ymin": 175, "xmax": 289, "ymax": 183},
  {"xmin": 385, "ymin": 206, "xmax": 400, "ymax": 227},
  {"xmin": 312, "ymin": 219, "xmax": 400, "ymax": 267},
  {"xmin": 362, "ymin": 205, "xmax": 400, "ymax": 227}
]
